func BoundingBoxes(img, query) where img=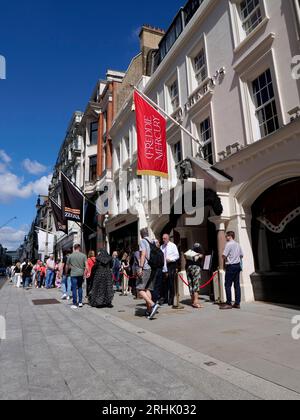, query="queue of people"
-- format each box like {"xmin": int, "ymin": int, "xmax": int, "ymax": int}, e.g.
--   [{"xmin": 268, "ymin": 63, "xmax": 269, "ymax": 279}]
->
[
  {"xmin": 8, "ymin": 258, "xmax": 62, "ymax": 289},
  {"xmin": 6, "ymin": 229, "xmax": 244, "ymax": 317}
]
